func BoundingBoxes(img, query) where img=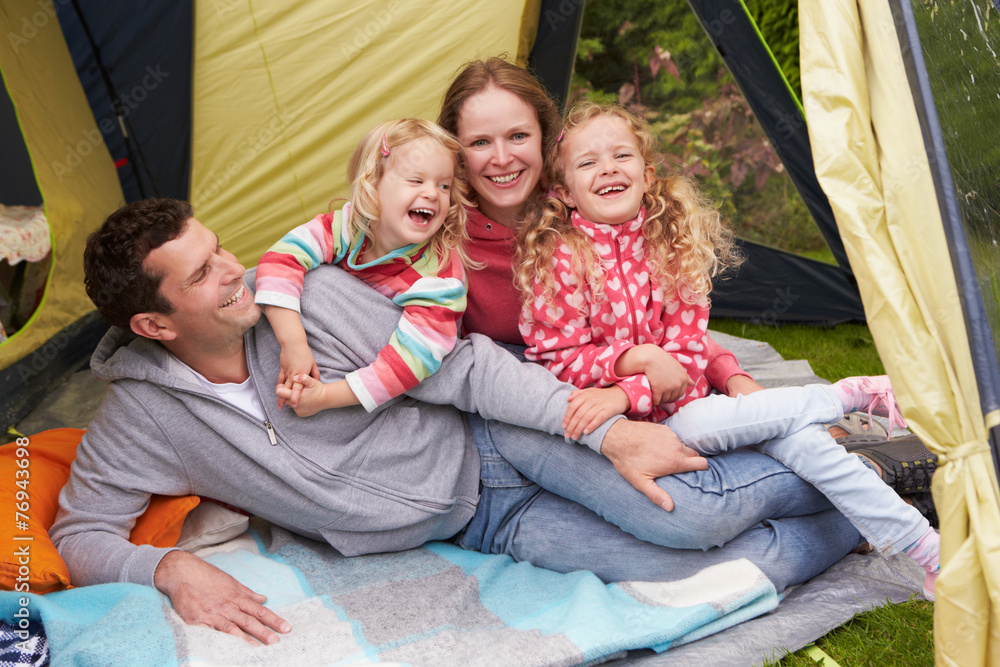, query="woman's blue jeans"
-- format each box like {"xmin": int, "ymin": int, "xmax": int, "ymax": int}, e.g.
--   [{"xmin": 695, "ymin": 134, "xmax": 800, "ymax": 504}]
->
[{"xmin": 458, "ymin": 410, "xmax": 861, "ymax": 592}]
